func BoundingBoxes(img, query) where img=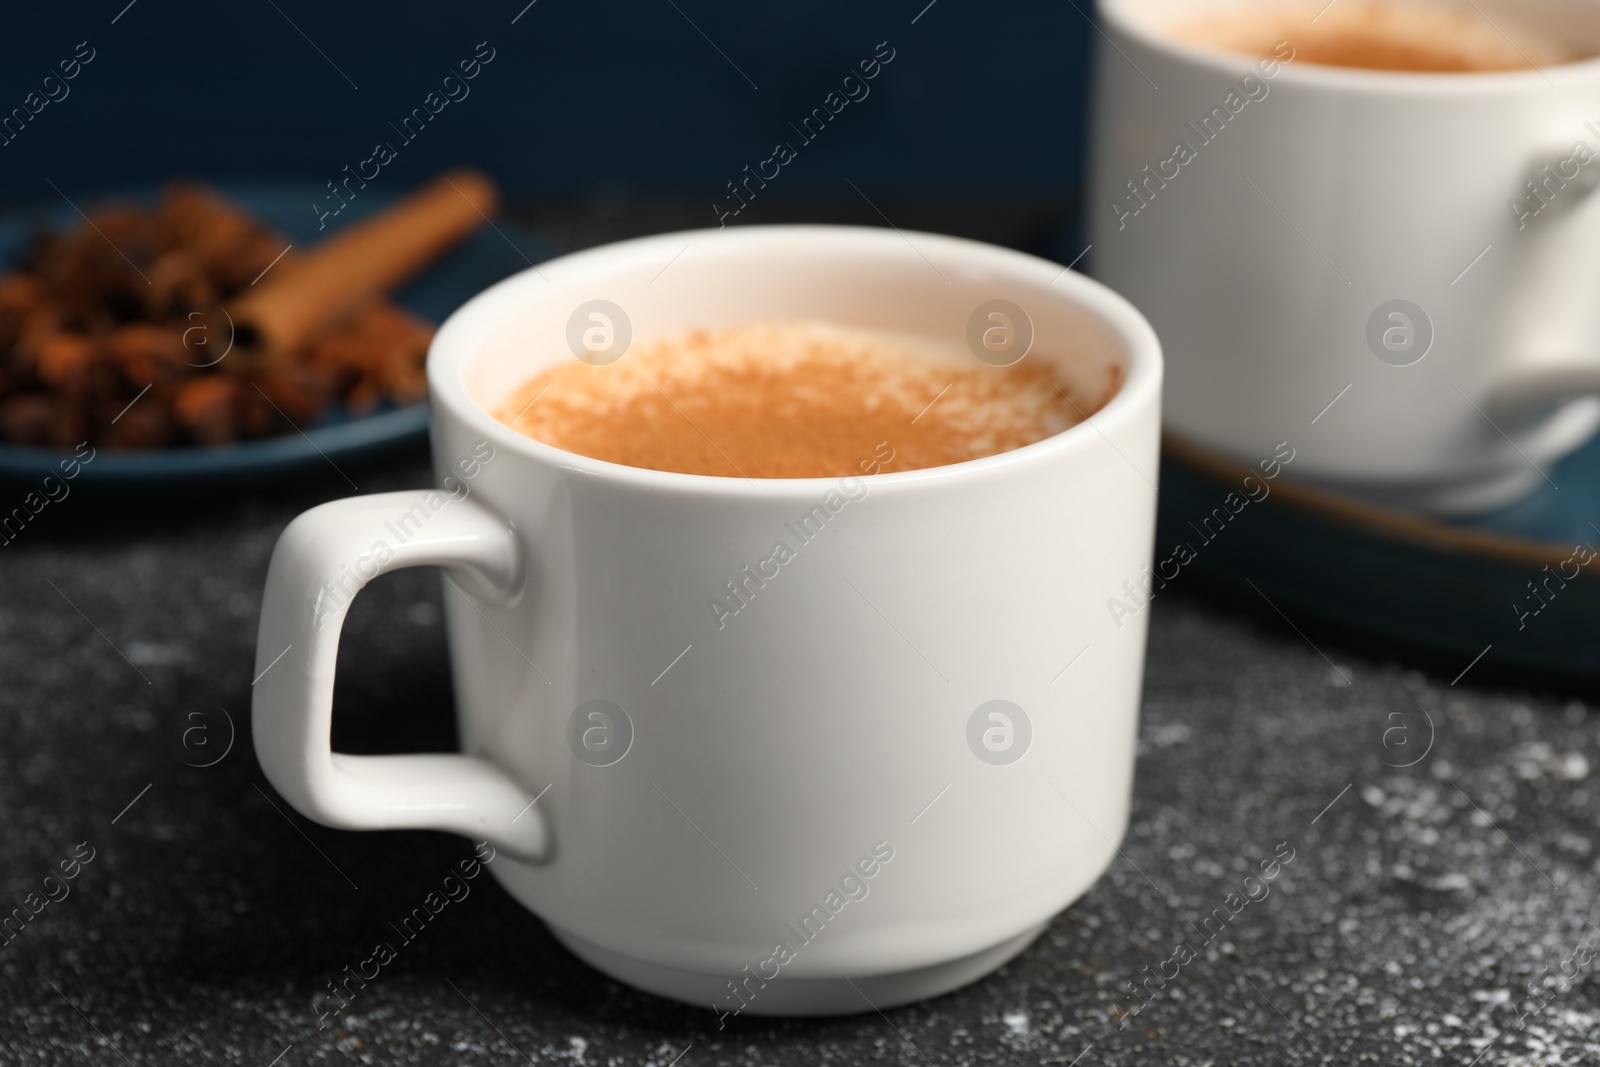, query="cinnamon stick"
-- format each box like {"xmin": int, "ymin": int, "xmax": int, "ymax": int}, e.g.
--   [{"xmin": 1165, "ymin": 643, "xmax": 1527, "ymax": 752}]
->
[{"xmin": 229, "ymin": 169, "xmax": 499, "ymax": 358}]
